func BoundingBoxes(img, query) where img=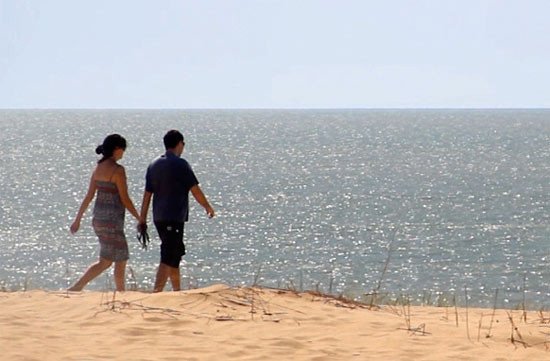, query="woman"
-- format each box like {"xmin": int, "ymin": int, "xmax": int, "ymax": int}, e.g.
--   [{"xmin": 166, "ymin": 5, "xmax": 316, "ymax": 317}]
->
[{"xmin": 69, "ymin": 134, "xmax": 142, "ymax": 291}]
